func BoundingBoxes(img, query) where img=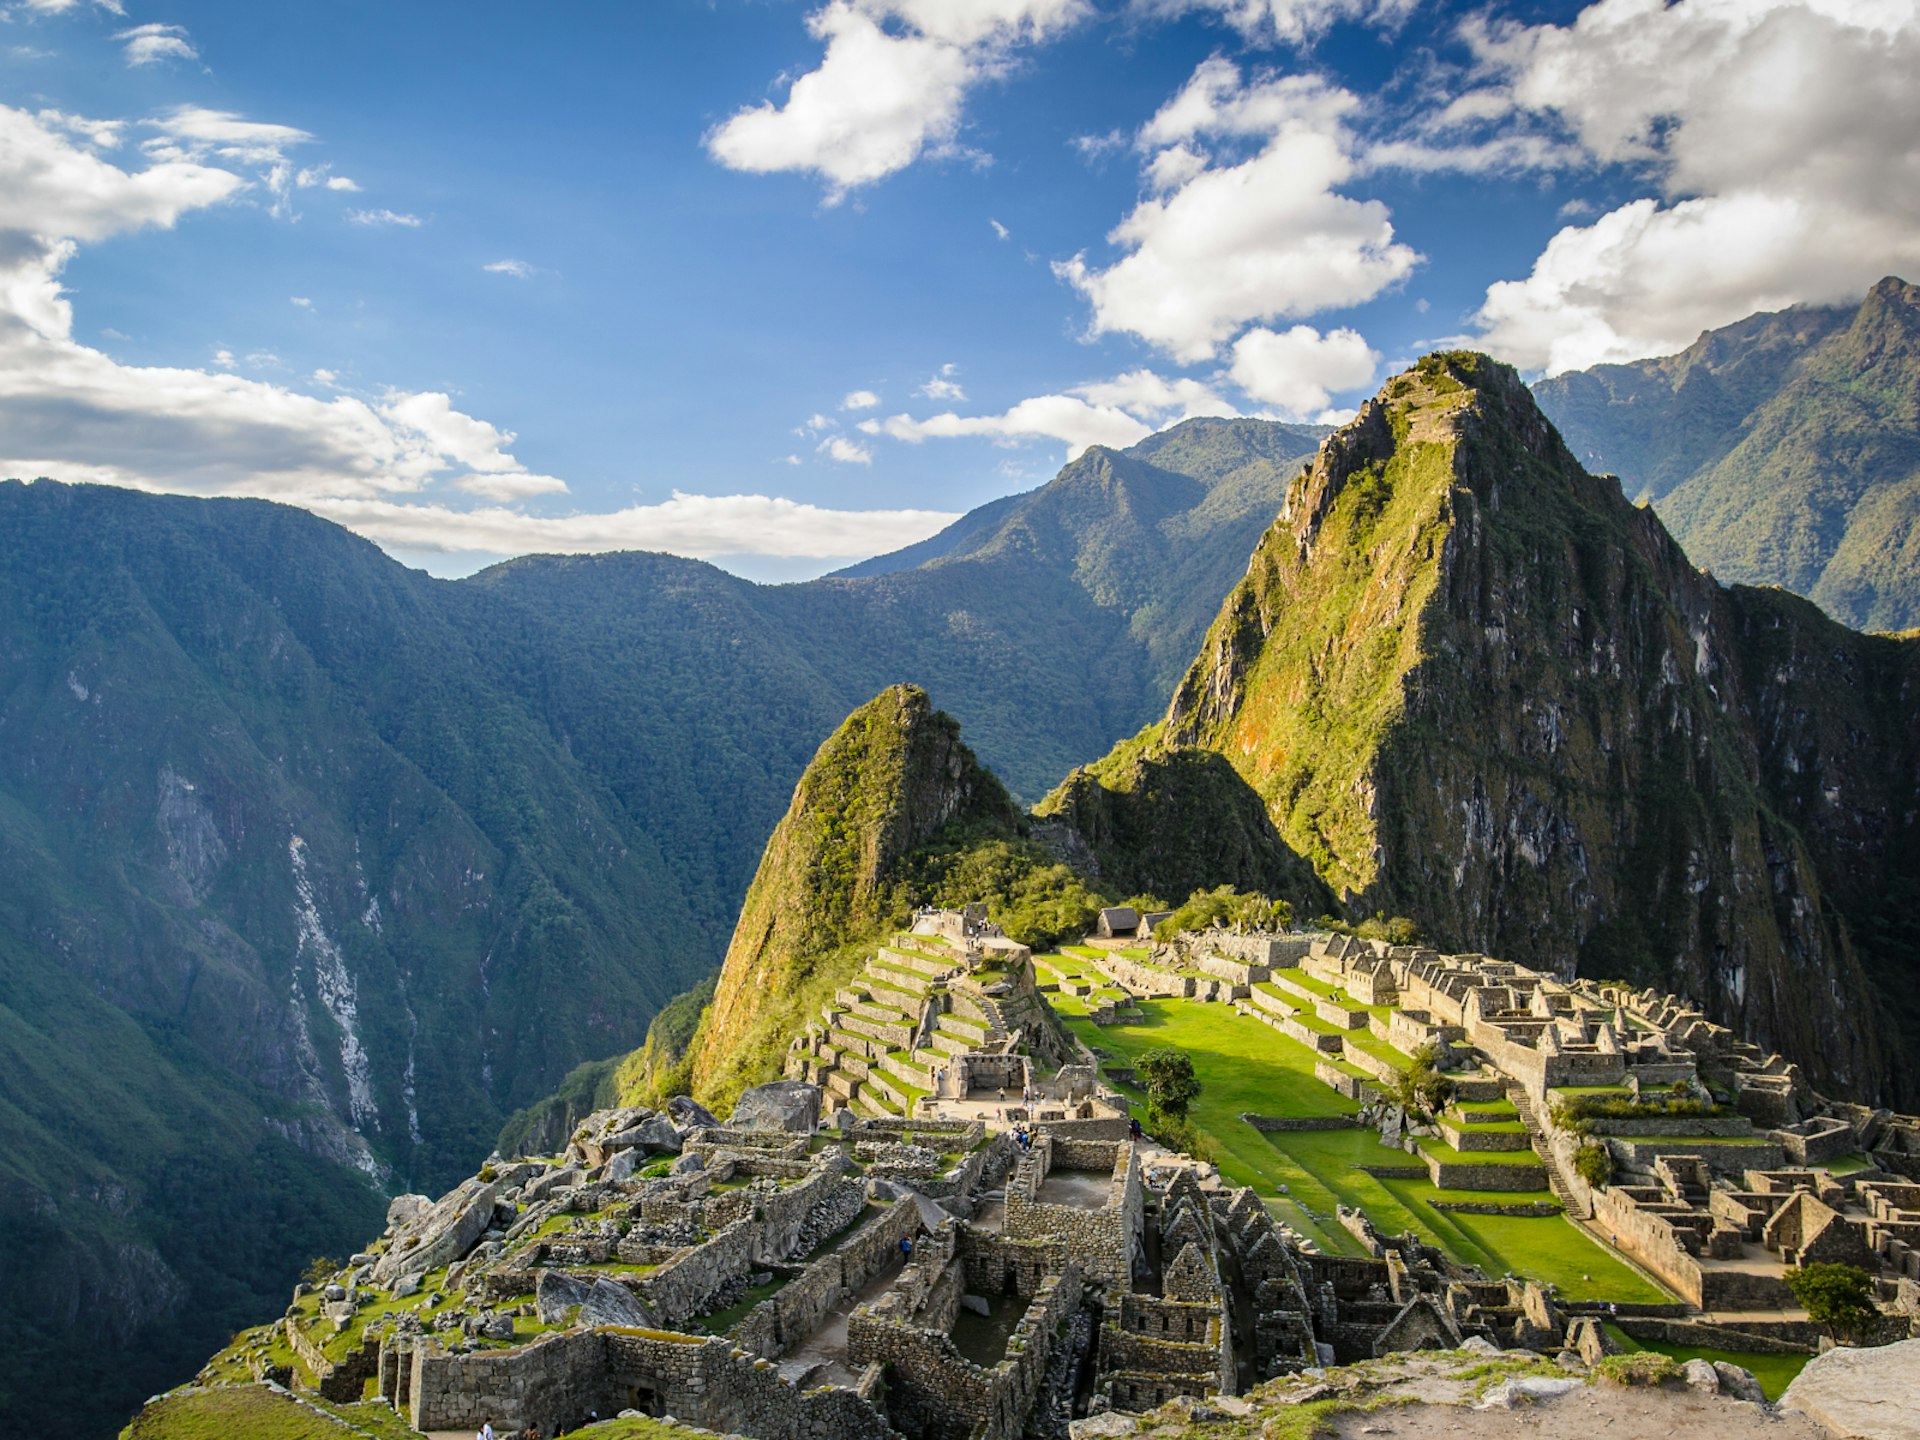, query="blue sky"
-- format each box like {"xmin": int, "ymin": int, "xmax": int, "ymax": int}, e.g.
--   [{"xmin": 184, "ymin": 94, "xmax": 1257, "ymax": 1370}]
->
[{"xmin": 2, "ymin": 0, "xmax": 1915, "ymax": 577}]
